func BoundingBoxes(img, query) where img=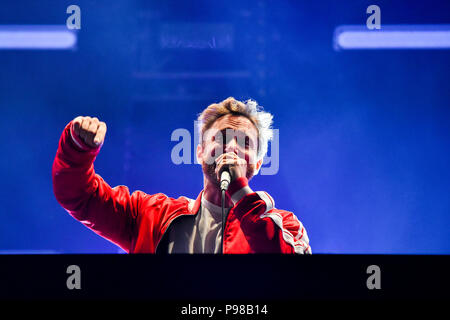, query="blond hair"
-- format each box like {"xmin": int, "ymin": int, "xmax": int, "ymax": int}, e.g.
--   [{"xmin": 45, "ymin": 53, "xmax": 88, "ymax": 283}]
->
[{"xmin": 197, "ymin": 97, "xmax": 274, "ymax": 160}]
